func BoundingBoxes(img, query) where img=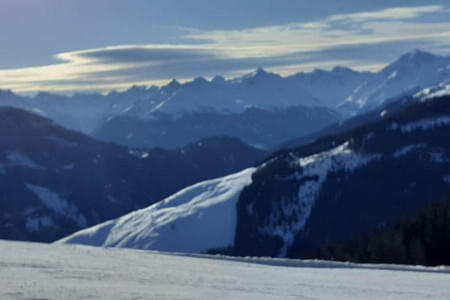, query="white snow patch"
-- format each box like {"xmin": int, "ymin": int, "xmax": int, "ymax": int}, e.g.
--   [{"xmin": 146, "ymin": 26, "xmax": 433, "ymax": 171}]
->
[
  {"xmin": 26, "ymin": 184, "xmax": 87, "ymax": 227},
  {"xmin": 380, "ymin": 110, "xmax": 388, "ymax": 117},
  {"xmin": 387, "ymin": 71, "xmax": 397, "ymax": 80},
  {"xmin": 7, "ymin": 152, "xmax": 45, "ymax": 170},
  {"xmin": 120, "ymin": 104, "xmax": 135, "ymax": 114},
  {"xmin": 250, "ymin": 143, "xmax": 268, "ymax": 150},
  {"xmin": 128, "ymin": 149, "xmax": 148, "ymax": 158},
  {"xmin": 31, "ymin": 107, "xmax": 45, "ymax": 115},
  {"xmin": 393, "ymin": 144, "xmax": 427, "ymax": 158},
  {"xmin": 414, "ymin": 83, "xmax": 450, "ymax": 100},
  {"xmin": 297, "ymin": 142, "xmax": 377, "ymax": 171},
  {"xmin": 58, "ymin": 168, "xmax": 256, "ymax": 253},
  {"xmin": 264, "ymin": 142, "xmax": 382, "ymax": 256}
]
